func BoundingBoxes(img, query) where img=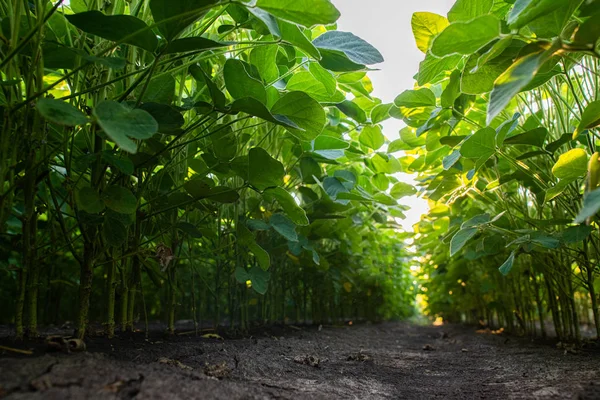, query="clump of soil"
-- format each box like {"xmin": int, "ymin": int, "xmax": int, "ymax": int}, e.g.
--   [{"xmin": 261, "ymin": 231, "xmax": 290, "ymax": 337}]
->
[{"xmin": 0, "ymin": 322, "xmax": 599, "ymax": 399}]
